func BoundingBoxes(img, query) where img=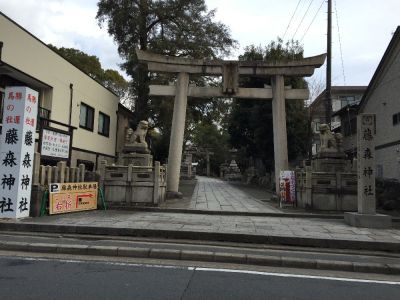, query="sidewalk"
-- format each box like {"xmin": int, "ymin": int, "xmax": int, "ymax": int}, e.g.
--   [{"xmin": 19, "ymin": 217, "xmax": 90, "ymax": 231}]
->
[{"xmin": 1, "ymin": 210, "xmax": 400, "ymax": 252}]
